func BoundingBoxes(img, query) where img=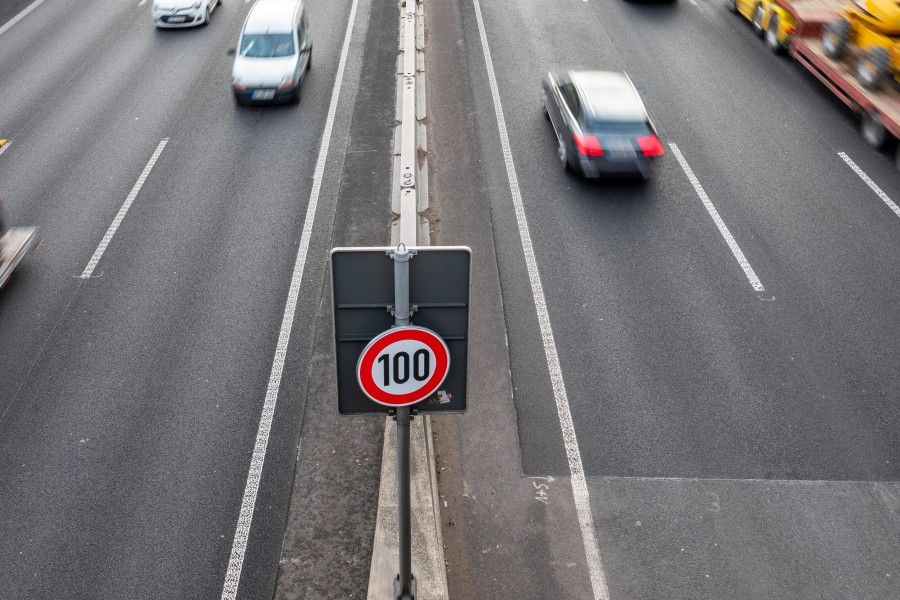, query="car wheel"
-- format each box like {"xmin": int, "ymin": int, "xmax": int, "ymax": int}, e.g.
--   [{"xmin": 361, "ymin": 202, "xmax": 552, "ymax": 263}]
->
[
  {"xmin": 766, "ymin": 15, "xmax": 785, "ymax": 54},
  {"xmin": 822, "ymin": 18, "xmax": 850, "ymax": 59},
  {"xmin": 307, "ymin": 49, "xmax": 312, "ymax": 71},
  {"xmin": 860, "ymin": 111, "xmax": 888, "ymax": 150},
  {"xmin": 752, "ymin": 5, "xmax": 766, "ymax": 37},
  {"xmin": 557, "ymin": 133, "xmax": 570, "ymax": 171},
  {"xmin": 542, "ymin": 90, "xmax": 550, "ymax": 120},
  {"xmin": 856, "ymin": 47, "xmax": 890, "ymax": 90},
  {"xmin": 726, "ymin": 0, "xmax": 737, "ymax": 13}
]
